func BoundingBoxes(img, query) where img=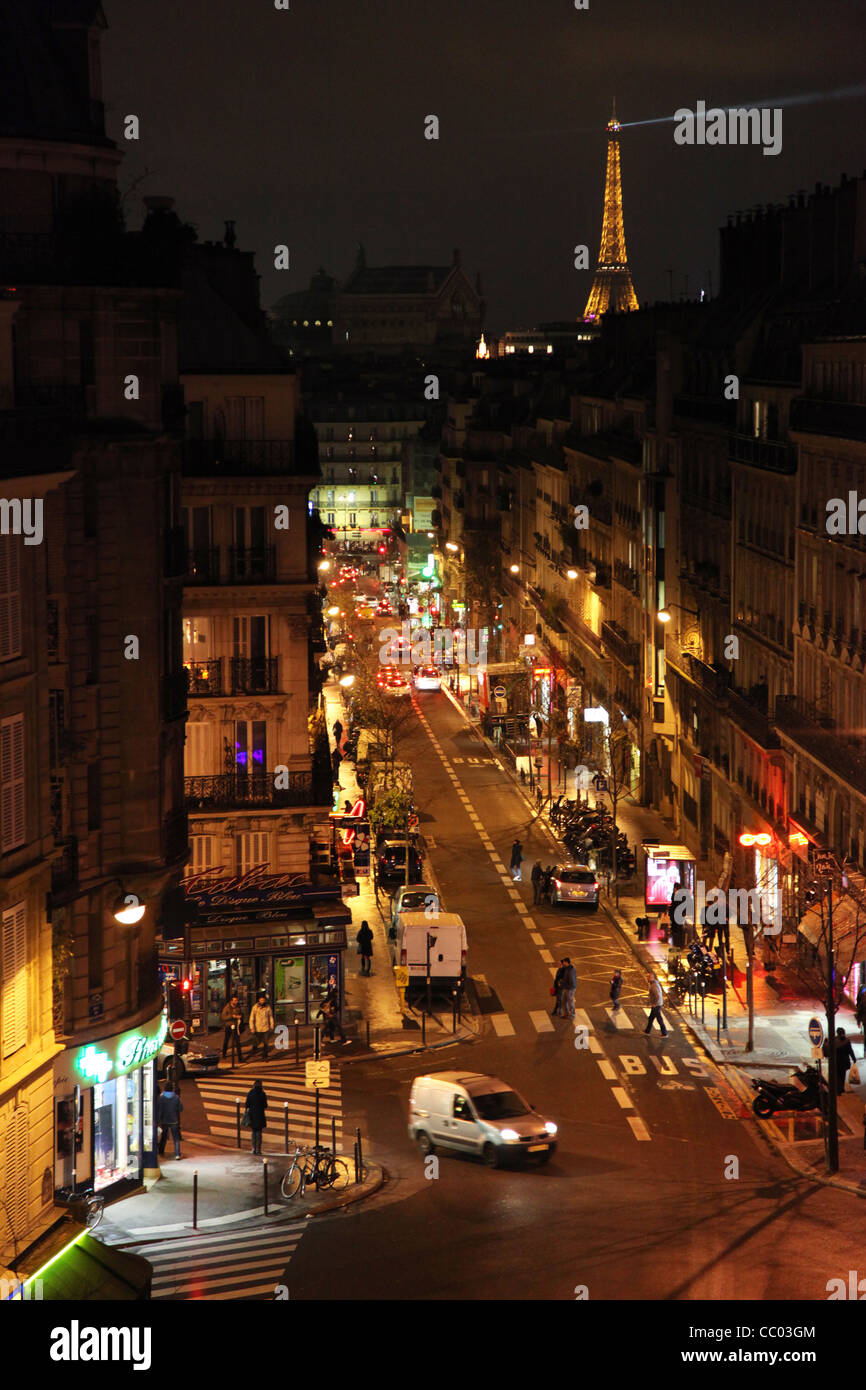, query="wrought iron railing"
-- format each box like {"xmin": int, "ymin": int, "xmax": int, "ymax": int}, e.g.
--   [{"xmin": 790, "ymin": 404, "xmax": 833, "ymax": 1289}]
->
[{"xmin": 230, "ymin": 656, "xmax": 279, "ymax": 694}]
